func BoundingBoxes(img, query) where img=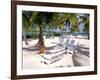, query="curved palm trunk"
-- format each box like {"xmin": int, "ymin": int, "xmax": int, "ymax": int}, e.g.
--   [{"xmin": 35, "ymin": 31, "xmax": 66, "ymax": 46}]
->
[
  {"xmin": 37, "ymin": 25, "xmax": 46, "ymax": 54},
  {"xmin": 22, "ymin": 29, "xmax": 29, "ymax": 45}
]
